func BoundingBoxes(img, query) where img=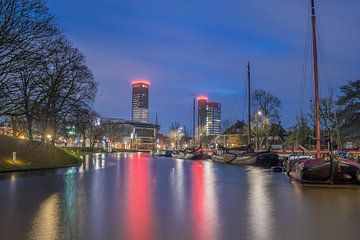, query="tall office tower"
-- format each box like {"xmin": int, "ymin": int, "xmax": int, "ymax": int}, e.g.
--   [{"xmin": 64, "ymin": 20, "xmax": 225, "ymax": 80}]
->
[
  {"xmin": 197, "ymin": 96, "xmax": 208, "ymax": 137},
  {"xmin": 206, "ymin": 102, "xmax": 221, "ymax": 136},
  {"xmin": 132, "ymin": 80, "xmax": 149, "ymax": 123}
]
